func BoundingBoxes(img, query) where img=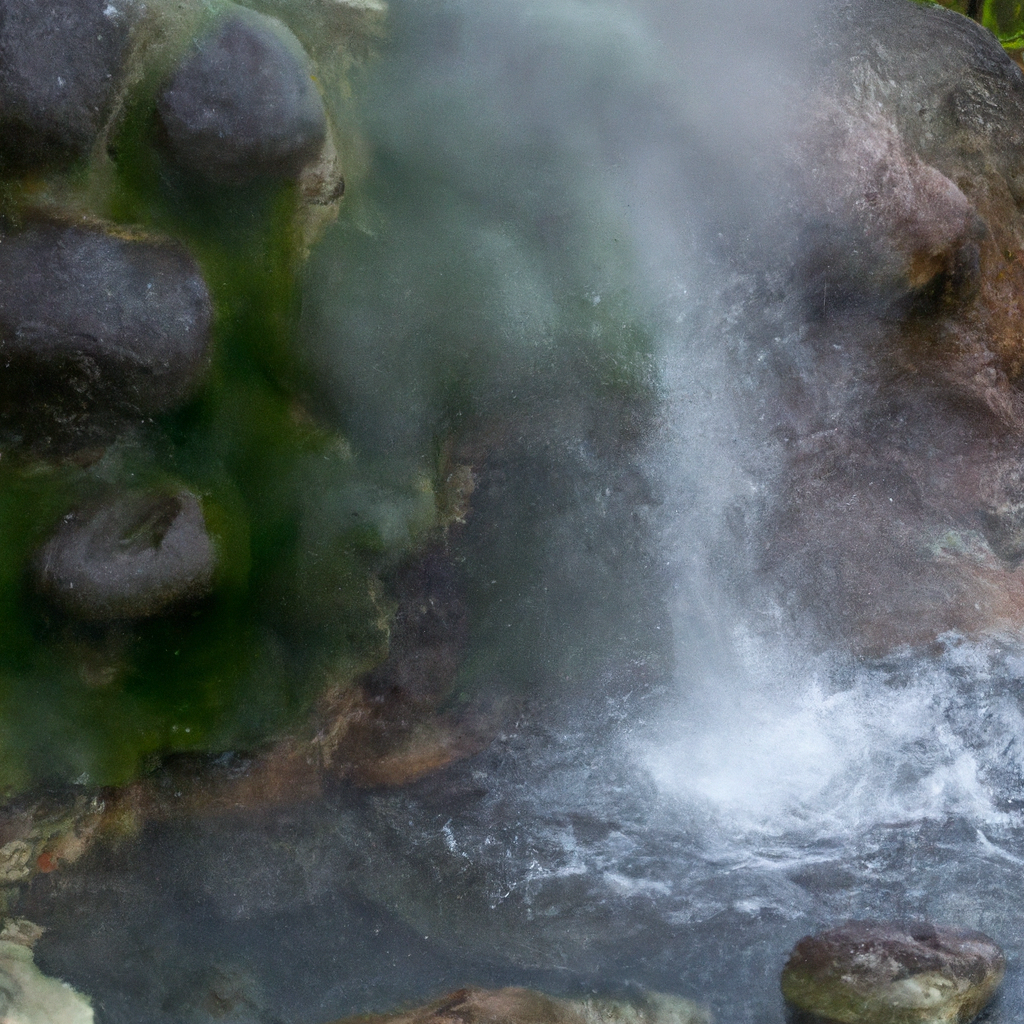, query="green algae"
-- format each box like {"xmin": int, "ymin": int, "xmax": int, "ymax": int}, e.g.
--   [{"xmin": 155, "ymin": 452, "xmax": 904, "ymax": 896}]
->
[
  {"xmin": 0, "ymin": 11, "xmax": 419, "ymax": 793},
  {"xmin": 0, "ymin": 0, "xmax": 661, "ymax": 793}
]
